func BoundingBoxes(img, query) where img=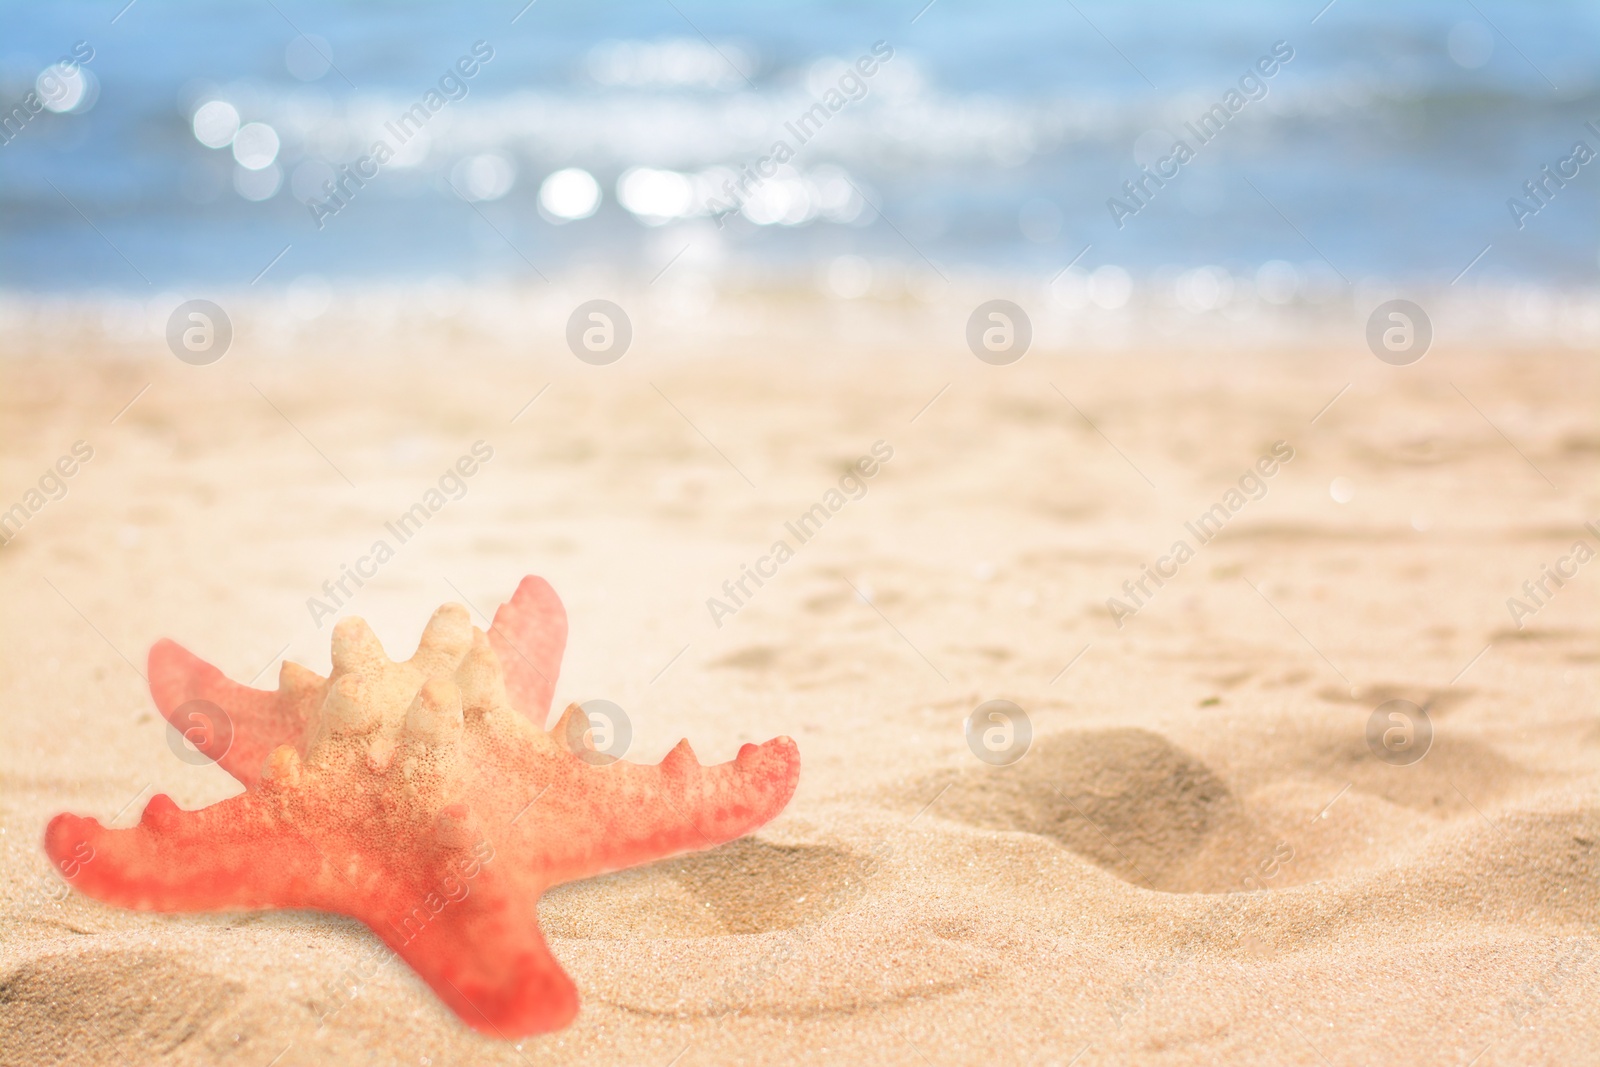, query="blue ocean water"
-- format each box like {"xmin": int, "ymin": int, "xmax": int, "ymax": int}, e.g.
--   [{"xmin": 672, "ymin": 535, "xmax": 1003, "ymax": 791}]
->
[{"xmin": 2, "ymin": 0, "xmax": 1599, "ymax": 292}]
